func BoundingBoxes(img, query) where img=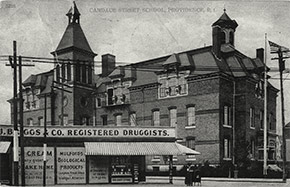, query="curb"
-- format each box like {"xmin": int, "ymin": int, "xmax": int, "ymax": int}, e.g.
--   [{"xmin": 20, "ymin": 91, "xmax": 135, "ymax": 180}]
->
[{"xmin": 146, "ymin": 176, "xmax": 287, "ymax": 183}]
